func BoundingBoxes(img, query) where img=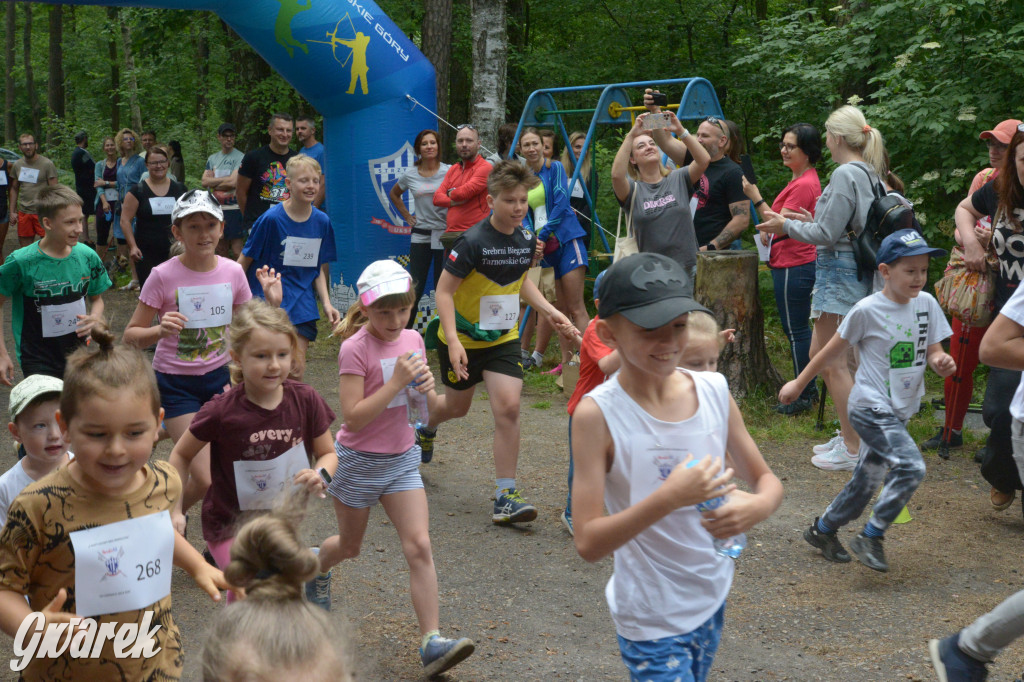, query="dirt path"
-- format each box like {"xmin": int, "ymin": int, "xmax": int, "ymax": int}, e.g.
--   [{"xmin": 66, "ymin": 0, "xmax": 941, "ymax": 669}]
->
[{"xmin": 1, "ymin": 242, "xmax": 1024, "ymax": 680}]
